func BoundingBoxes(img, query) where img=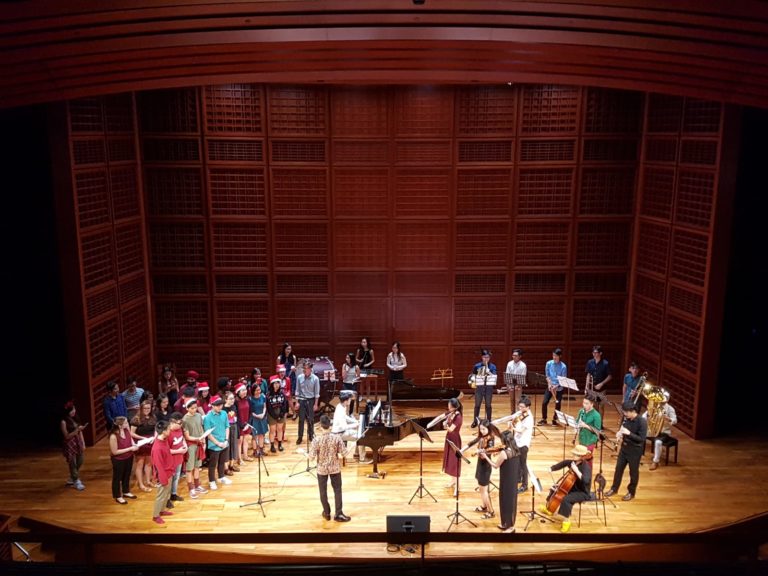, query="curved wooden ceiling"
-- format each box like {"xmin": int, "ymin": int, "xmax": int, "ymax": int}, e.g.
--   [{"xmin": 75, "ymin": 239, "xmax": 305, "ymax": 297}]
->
[{"xmin": 1, "ymin": 0, "xmax": 767, "ymax": 109}]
